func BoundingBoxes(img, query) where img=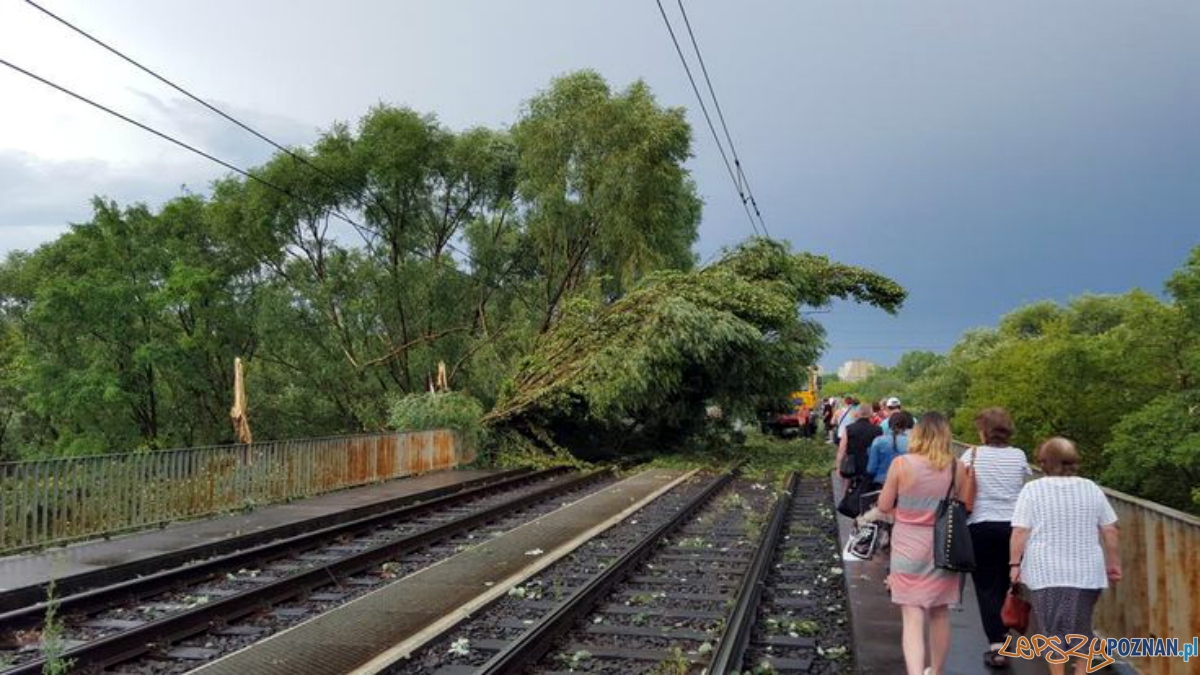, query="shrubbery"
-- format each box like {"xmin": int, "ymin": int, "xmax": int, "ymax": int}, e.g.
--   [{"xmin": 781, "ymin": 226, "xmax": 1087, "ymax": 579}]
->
[
  {"xmin": 1102, "ymin": 392, "xmax": 1200, "ymax": 512},
  {"xmin": 388, "ymin": 392, "xmax": 486, "ymax": 452},
  {"xmin": 835, "ymin": 246, "xmax": 1200, "ymax": 514}
]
